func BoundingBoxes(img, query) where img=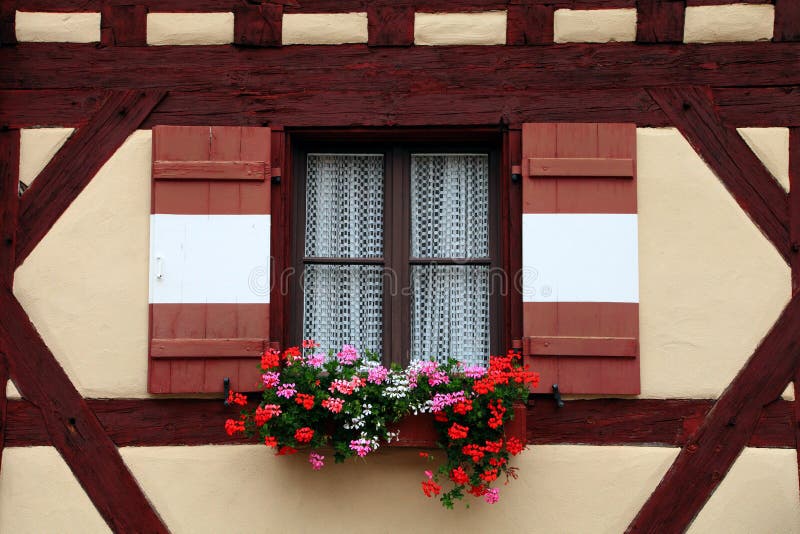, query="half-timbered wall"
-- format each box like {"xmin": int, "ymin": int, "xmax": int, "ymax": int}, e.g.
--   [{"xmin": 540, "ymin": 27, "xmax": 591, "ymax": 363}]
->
[{"xmin": 2, "ymin": 1, "xmax": 800, "ymax": 532}]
